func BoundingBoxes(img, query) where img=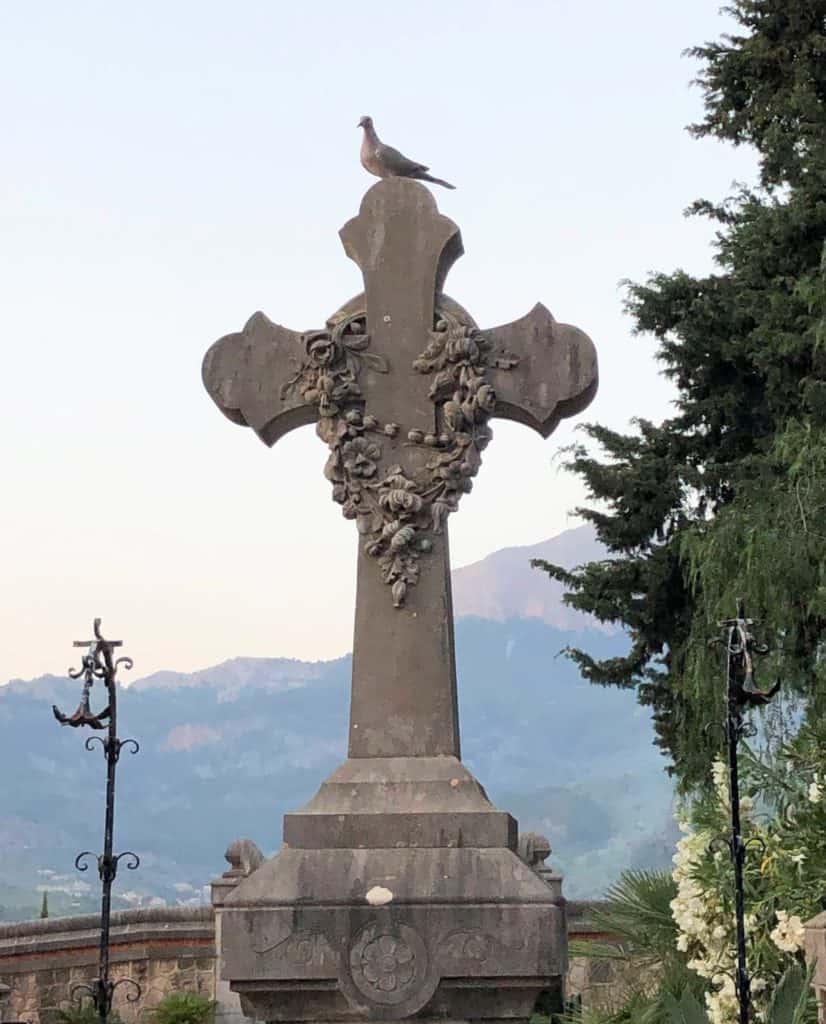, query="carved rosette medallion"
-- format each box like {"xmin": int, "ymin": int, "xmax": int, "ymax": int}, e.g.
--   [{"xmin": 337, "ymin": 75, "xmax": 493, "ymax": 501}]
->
[
  {"xmin": 282, "ymin": 307, "xmax": 518, "ymax": 607},
  {"xmin": 347, "ymin": 923, "xmax": 429, "ymax": 1007}
]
